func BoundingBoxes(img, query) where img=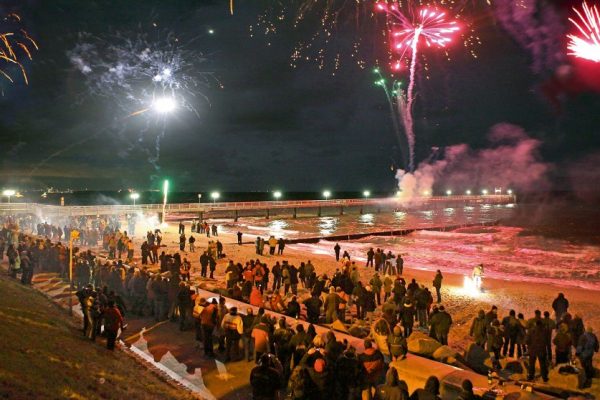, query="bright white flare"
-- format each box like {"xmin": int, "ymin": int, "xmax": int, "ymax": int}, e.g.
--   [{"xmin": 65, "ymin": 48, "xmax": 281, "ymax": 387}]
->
[{"xmin": 153, "ymin": 97, "xmax": 176, "ymax": 113}]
